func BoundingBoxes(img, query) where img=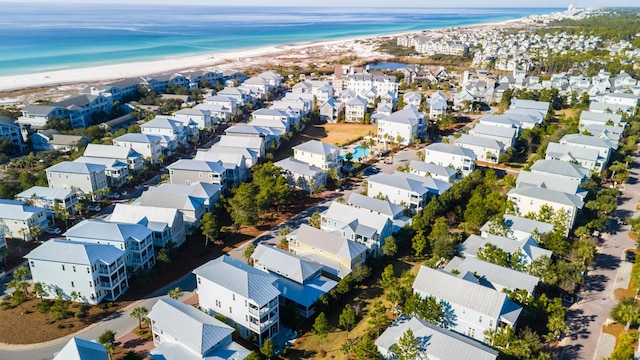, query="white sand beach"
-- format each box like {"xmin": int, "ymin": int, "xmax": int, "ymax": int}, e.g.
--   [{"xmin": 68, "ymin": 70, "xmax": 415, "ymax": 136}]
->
[{"xmin": 0, "ymin": 18, "xmax": 529, "ymax": 101}]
